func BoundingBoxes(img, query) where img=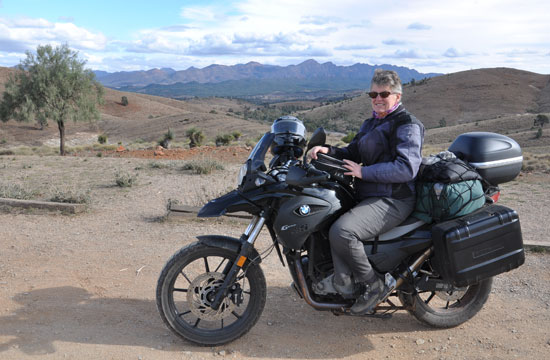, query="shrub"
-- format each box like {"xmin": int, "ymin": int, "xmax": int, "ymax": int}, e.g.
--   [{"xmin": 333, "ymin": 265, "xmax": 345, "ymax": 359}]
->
[
  {"xmin": 215, "ymin": 133, "xmax": 234, "ymax": 147},
  {"xmin": 115, "ymin": 171, "xmax": 137, "ymax": 187},
  {"xmin": 182, "ymin": 159, "xmax": 224, "ymax": 175},
  {"xmin": 186, "ymin": 127, "xmax": 205, "ymax": 148},
  {"xmin": 0, "ymin": 183, "xmax": 39, "ymax": 200},
  {"xmin": 535, "ymin": 128, "xmax": 543, "ymax": 139},
  {"xmin": 231, "ymin": 131, "xmax": 242, "ymax": 140},
  {"xmin": 121, "ymin": 96, "xmax": 128, "ymax": 106},
  {"xmin": 534, "ymin": 114, "xmax": 549, "ymax": 128},
  {"xmin": 148, "ymin": 161, "xmax": 169, "ymax": 169},
  {"xmin": 98, "ymin": 134, "xmax": 107, "ymax": 144},
  {"xmin": 341, "ymin": 131, "xmax": 357, "ymax": 143},
  {"xmin": 48, "ymin": 187, "xmax": 91, "ymax": 204},
  {"xmin": 159, "ymin": 128, "xmax": 174, "ymax": 148}
]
